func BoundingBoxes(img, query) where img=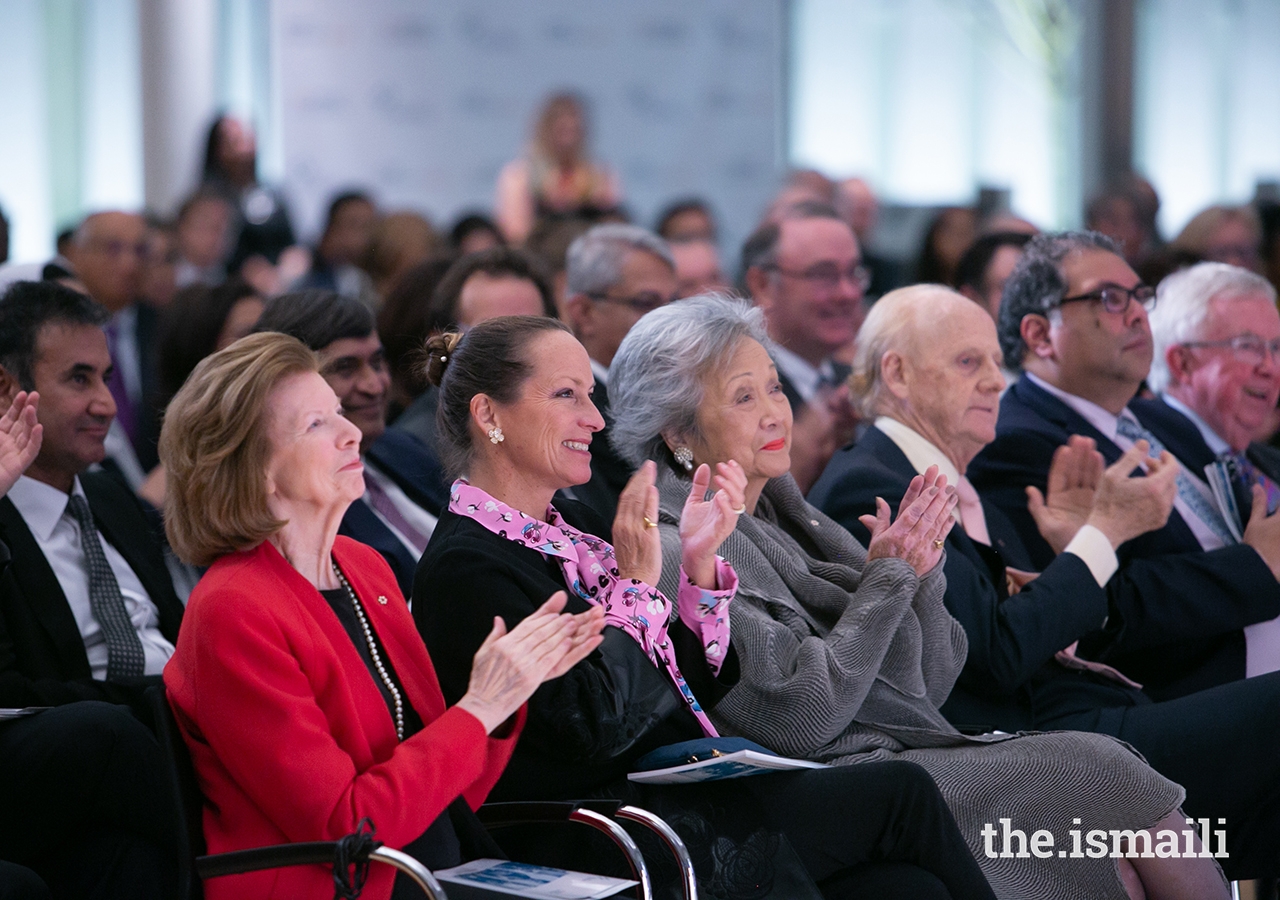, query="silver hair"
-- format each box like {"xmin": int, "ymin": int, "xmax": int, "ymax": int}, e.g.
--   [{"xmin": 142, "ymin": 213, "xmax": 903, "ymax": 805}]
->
[
  {"xmin": 850, "ymin": 284, "xmax": 959, "ymax": 417},
  {"xmin": 608, "ymin": 293, "xmax": 772, "ymax": 468},
  {"xmin": 565, "ymin": 223, "xmax": 674, "ymax": 297},
  {"xmin": 1148, "ymin": 261, "xmax": 1277, "ymax": 394}
]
